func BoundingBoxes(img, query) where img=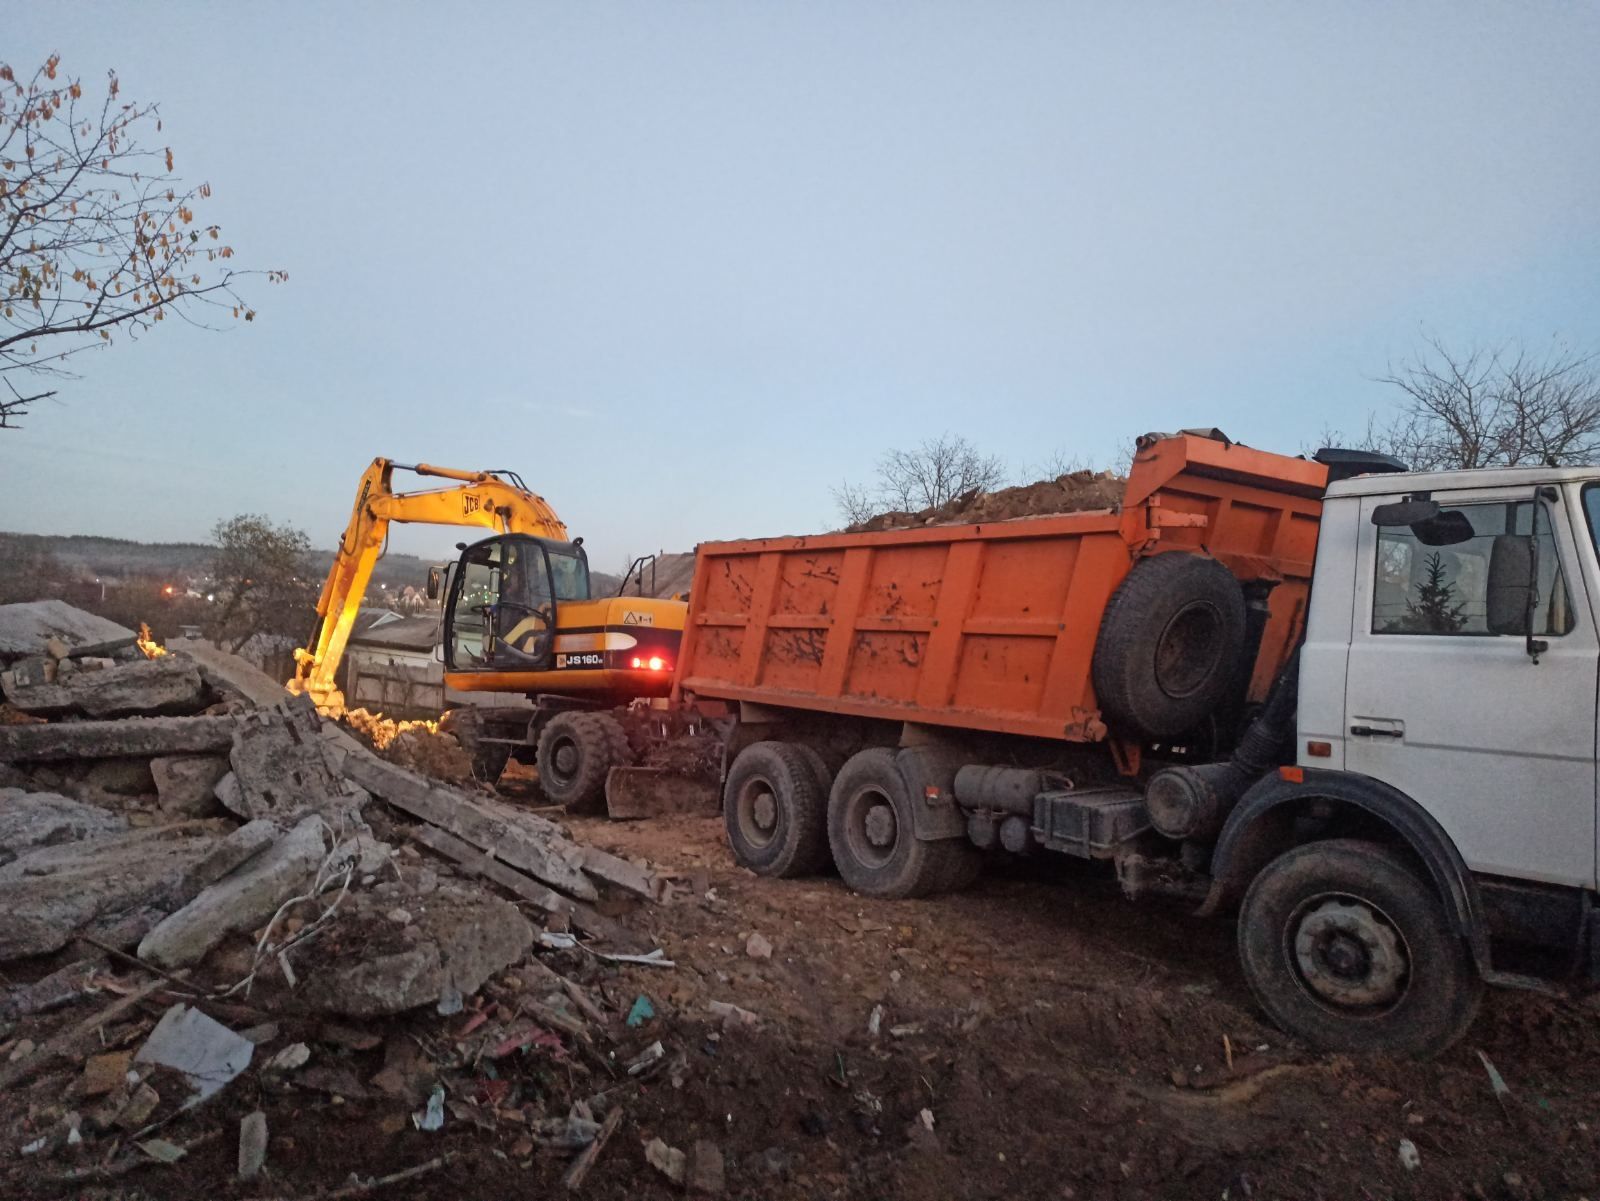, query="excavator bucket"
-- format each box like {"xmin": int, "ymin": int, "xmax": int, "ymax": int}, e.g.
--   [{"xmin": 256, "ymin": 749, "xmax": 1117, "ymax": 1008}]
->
[{"xmin": 604, "ymin": 766, "xmax": 720, "ymax": 821}]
